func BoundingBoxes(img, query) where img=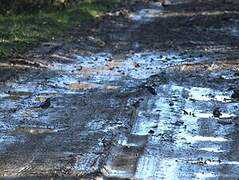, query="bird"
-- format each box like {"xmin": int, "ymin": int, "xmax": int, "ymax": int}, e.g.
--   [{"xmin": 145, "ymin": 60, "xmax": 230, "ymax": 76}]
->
[
  {"xmin": 160, "ymin": 0, "xmax": 167, "ymax": 7},
  {"xmin": 146, "ymin": 86, "xmax": 157, "ymax": 95},
  {"xmin": 37, "ymin": 98, "xmax": 51, "ymax": 109},
  {"xmin": 213, "ymin": 107, "xmax": 222, "ymax": 118}
]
